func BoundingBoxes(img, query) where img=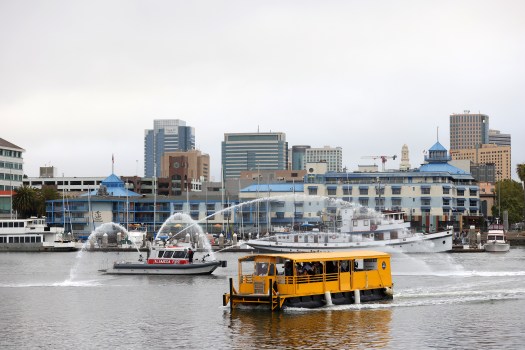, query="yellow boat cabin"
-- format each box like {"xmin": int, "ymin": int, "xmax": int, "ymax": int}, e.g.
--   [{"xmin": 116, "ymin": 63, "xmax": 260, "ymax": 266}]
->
[{"xmin": 223, "ymin": 250, "xmax": 393, "ymax": 311}]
